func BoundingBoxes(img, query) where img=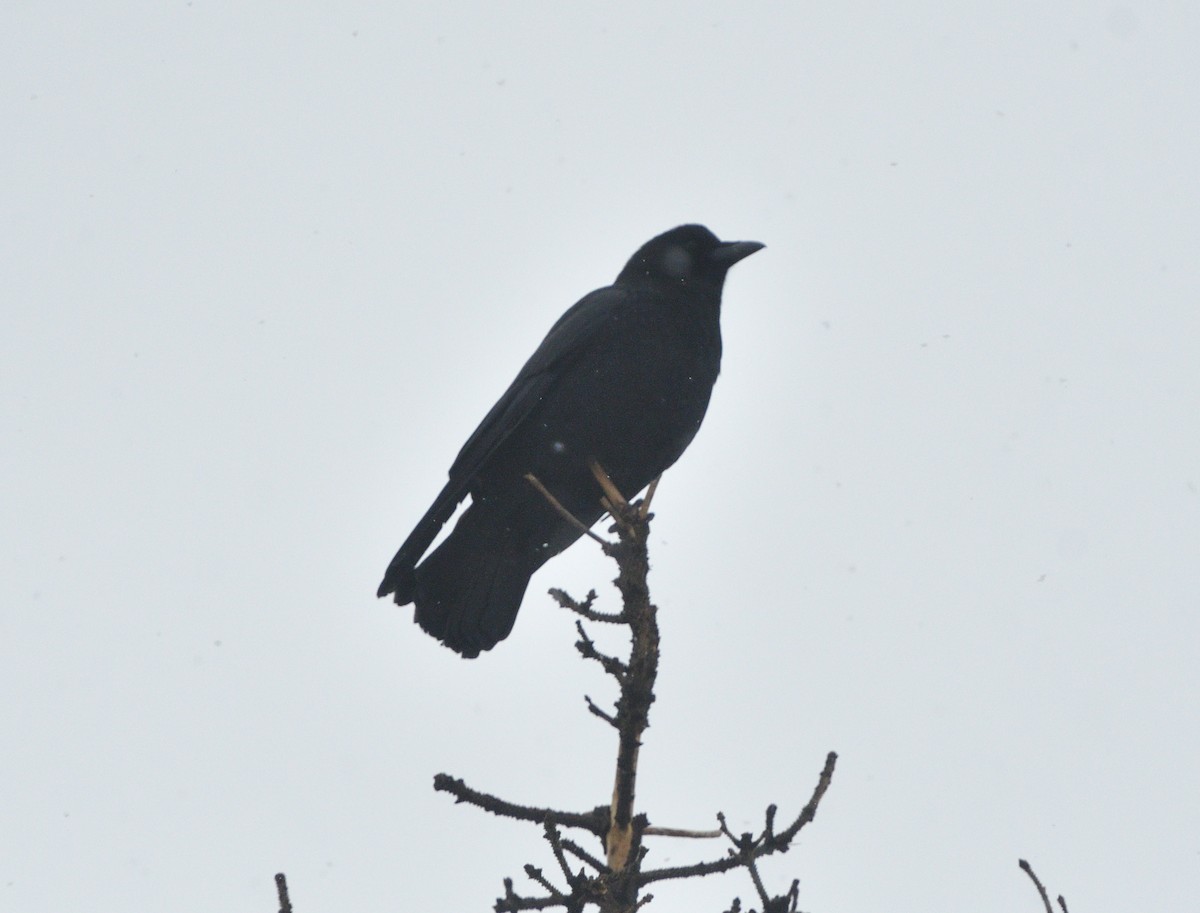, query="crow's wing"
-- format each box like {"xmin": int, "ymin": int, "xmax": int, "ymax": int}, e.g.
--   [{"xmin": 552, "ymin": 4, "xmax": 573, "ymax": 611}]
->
[
  {"xmin": 448, "ymin": 284, "xmax": 629, "ymax": 480},
  {"xmin": 377, "ymin": 284, "xmax": 629, "ymax": 601}
]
